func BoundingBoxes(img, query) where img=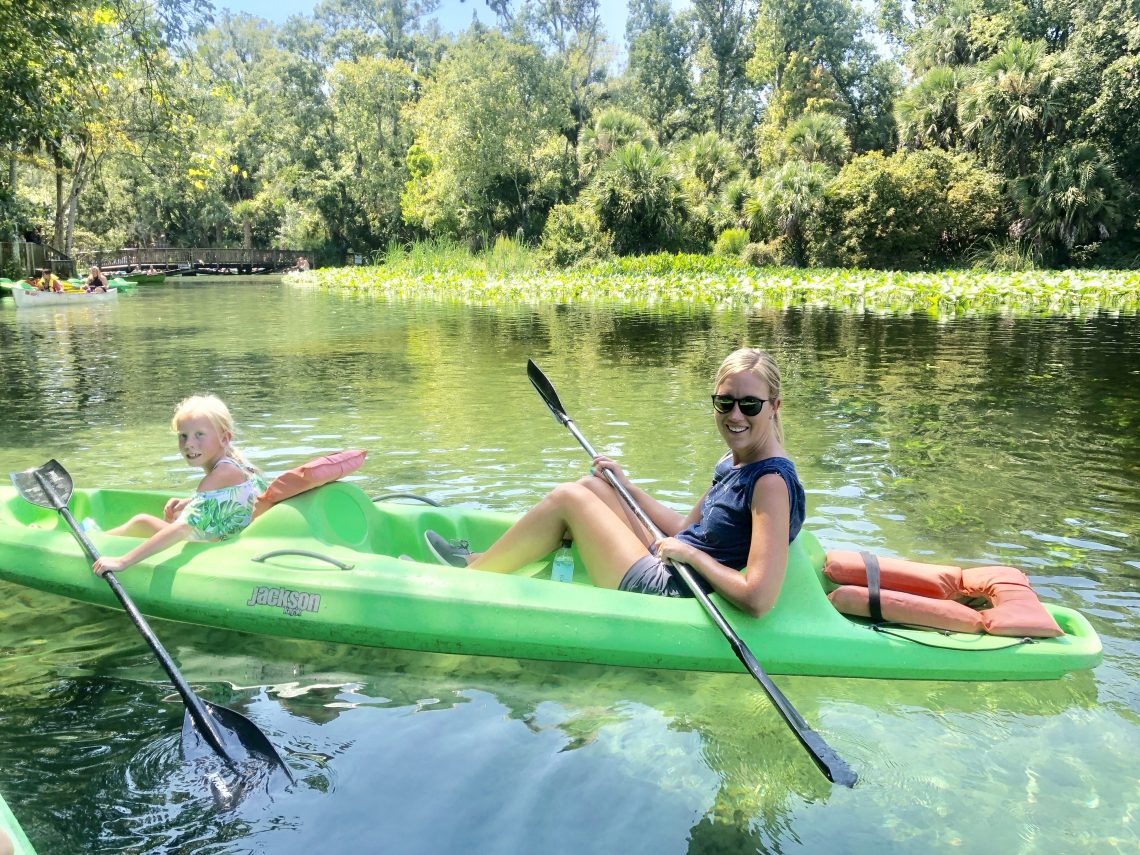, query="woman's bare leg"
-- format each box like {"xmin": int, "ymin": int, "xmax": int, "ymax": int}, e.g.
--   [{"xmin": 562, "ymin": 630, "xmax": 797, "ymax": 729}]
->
[
  {"xmin": 106, "ymin": 514, "xmax": 166, "ymax": 538},
  {"xmin": 469, "ymin": 481, "xmax": 652, "ymax": 588},
  {"xmin": 575, "ymin": 475, "xmax": 656, "ymax": 547}
]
